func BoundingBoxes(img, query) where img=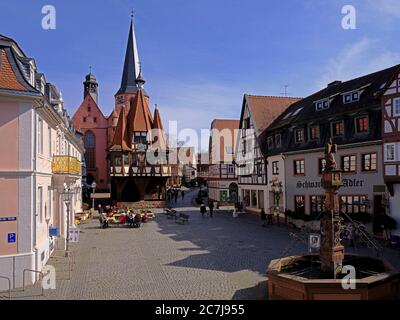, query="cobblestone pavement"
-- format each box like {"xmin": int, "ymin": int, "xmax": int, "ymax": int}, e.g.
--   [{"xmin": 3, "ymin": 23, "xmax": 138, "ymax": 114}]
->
[{"xmin": 7, "ymin": 188, "xmax": 400, "ymax": 300}]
